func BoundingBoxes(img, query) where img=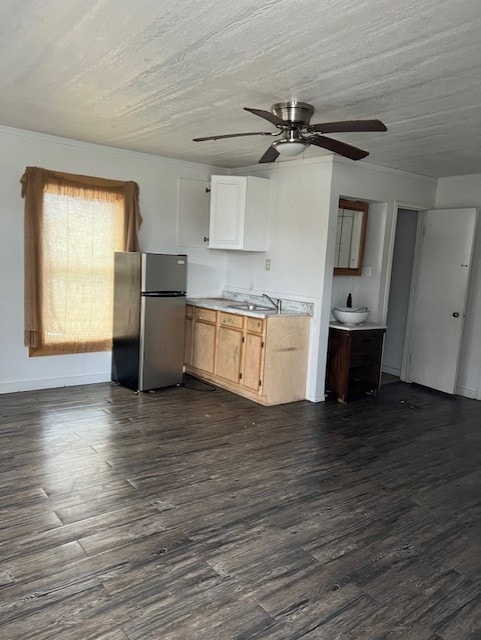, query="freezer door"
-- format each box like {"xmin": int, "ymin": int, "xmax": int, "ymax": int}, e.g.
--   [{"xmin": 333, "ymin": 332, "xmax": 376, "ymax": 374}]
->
[
  {"xmin": 141, "ymin": 253, "xmax": 187, "ymax": 293},
  {"xmin": 139, "ymin": 295, "xmax": 186, "ymax": 390}
]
